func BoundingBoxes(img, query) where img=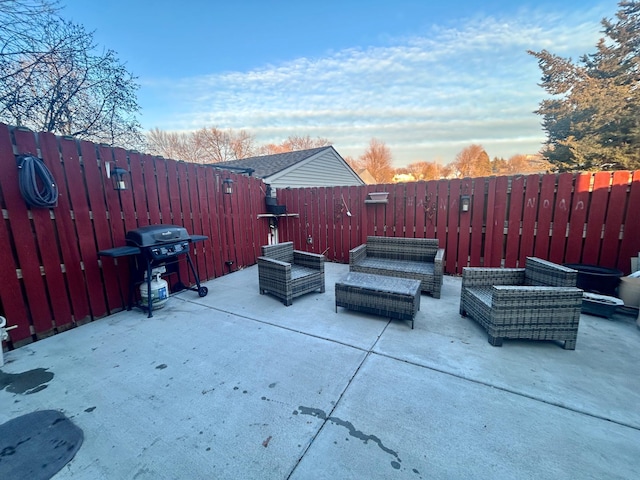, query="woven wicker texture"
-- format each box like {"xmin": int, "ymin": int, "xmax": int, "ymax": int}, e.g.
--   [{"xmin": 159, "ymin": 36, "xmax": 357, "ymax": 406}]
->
[
  {"xmin": 258, "ymin": 242, "xmax": 325, "ymax": 306},
  {"xmin": 460, "ymin": 257, "xmax": 582, "ymax": 349},
  {"xmin": 349, "ymin": 236, "xmax": 444, "ymax": 298},
  {"xmin": 335, "ymin": 272, "xmax": 421, "ymax": 328}
]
